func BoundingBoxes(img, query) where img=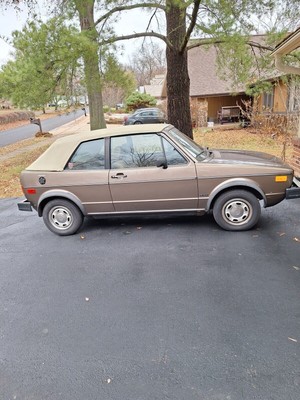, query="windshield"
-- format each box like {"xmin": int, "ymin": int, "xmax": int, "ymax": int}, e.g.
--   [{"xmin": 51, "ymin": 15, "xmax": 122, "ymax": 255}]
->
[{"xmin": 167, "ymin": 127, "xmax": 208, "ymax": 161}]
